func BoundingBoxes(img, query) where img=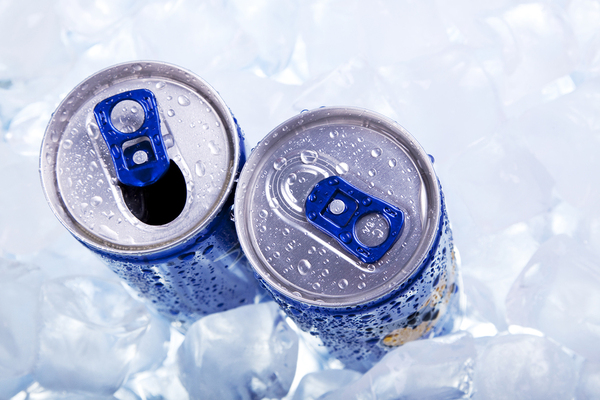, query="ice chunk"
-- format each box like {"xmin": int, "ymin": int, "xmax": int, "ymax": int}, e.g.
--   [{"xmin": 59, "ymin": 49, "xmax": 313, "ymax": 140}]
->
[
  {"xmin": 0, "ymin": 0, "xmax": 70, "ymax": 81},
  {"xmin": 56, "ymin": 0, "xmax": 143, "ymax": 39},
  {"xmin": 506, "ymin": 234, "xmax": 600, "ymax": 361},
  {"xmin": 473, "ymin": 334, "xmax": 579, "ymax": 399},
  {"xmin": 448, "ymin": 135, "xmax": 554, "ymax": 234},
  {"xmin": 0, "ymin": 258, "xmax": 41, "ymax": 399},
  {"xmin": 128, "ymin": 310, "xmax": 171, "ymax": 374},
  {"xmin": 131, "ymin": 2, "xmax": 255, "ymax": 75},
  {"xmin": 4, "ymin": 101, "xmax": 54, "ymax": 156},
  {"xmin": 577, "ymin": 360, "xmax": 600, "ymax": 400},
  {"xmin": 480, "ymin": 3, "xmax": 578, "ymax": 112},
  {"xmin": 34, "ymin": 276, "xmax": 150, "ymax": 394},
  {"xmin": 178, "ymin": 302, "xmax": 298, "ymax": 400},
  {"xmin": 292, "ymin": 369, "xmax": 362, "ymax": 400},
  {"xmin": 225, "ymin": 0, "xmax": 298, "ymax": 77},
  {"xmin": 0, "ymin": 145, "xmax": 64, "ymax": 256},
  {"xmin": 505, "ymin": 79, "xmax": 600, "ymax": 211},
  {"xmin": 15, "ymin": 382, "xmax": 120, "ymax": 400},
  {"xmin": 117, "ymin": 328, "xmax": 188, "ymax": 400},
  {"xmin": 378, "ymin": 47, "xmax": 504, "ymax": 169},
  {"xmin": 322, "ymin": 332, "xmax": 475, "ymax": 400},
  {"xmin": 460, "ymin": 275, "xmax": 505, "ymax": 336},
  {"xmin": 293, "ymin": 57, "xmax": 396, "ymax": 118},
  {"xmin": 298, "ymin": 0, "xmax": 449, "ymax": 77}
]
